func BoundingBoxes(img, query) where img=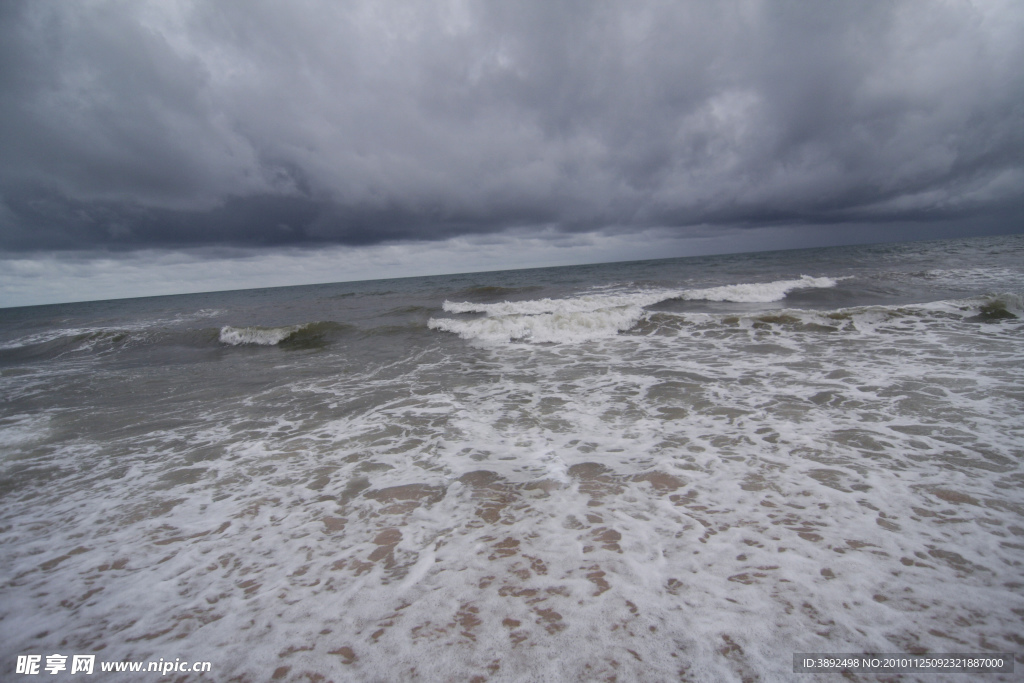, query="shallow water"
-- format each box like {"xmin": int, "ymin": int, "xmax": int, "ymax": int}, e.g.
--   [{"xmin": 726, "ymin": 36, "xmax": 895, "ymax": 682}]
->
[{"xmin": 2, "ymin": 235, "xmax": 1023, "ymax": 681}]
